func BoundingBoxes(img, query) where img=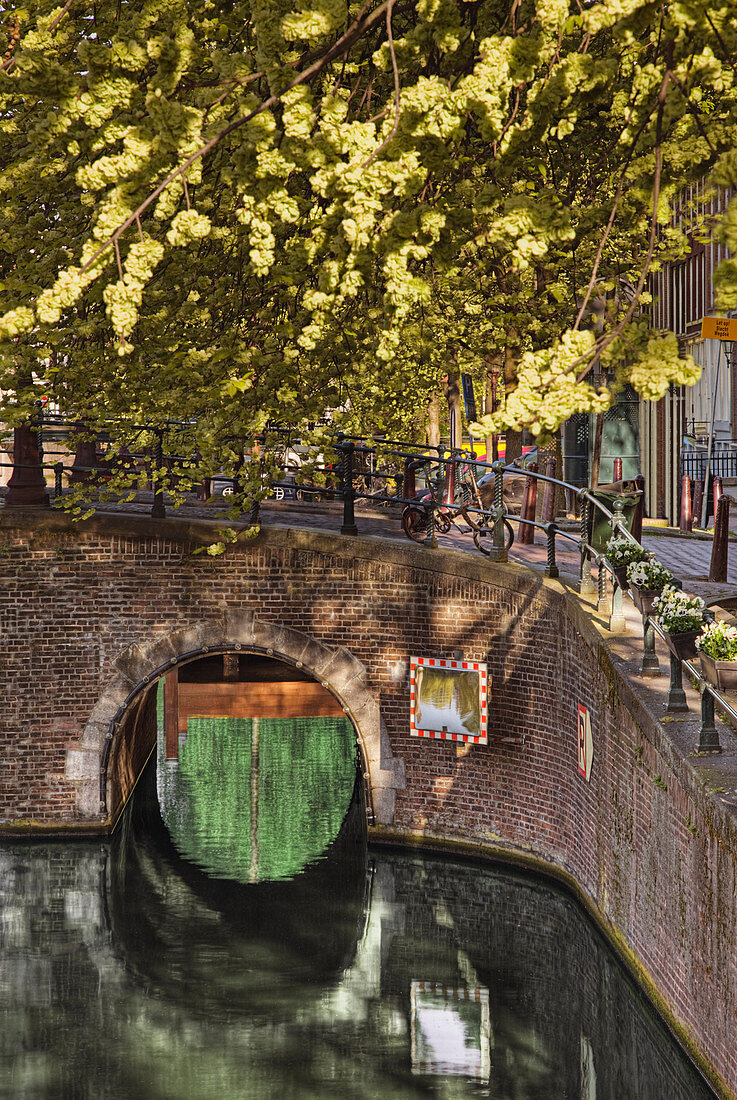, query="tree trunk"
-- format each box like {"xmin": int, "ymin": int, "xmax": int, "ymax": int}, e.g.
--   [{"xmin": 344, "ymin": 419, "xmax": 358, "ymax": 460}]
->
[
  {"xmin": 503, "ymin": 340, "xmax": 522, "ymax": 465},
  {"xmin": 426, "ymin": 394, "xmax": 440, "ymax": 450},
  {"xmin": 536, "ymin": 428, "xmax": 564, "ymax": 516},
  {"xmin": 484, "ymin": 355, "xmax": 503, "ymax": 465},
  {"xmin": 504, "ymin": 429, "xmax": 523, "ymax": 466}
]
